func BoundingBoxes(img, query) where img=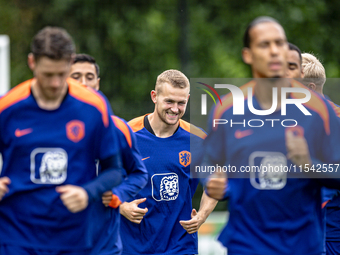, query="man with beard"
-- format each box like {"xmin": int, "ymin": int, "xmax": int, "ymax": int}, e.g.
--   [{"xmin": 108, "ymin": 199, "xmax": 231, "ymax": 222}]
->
[{"xmin": 119, "ymin": 69, "xmax": 217, "ymax": 255}]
